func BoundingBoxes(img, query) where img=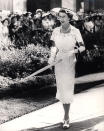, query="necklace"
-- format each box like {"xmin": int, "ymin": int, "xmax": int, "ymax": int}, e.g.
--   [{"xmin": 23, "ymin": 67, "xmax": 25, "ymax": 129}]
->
[{"xmin": 60, "ymin": 25, "xmax": 71, "ymax": 33}]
